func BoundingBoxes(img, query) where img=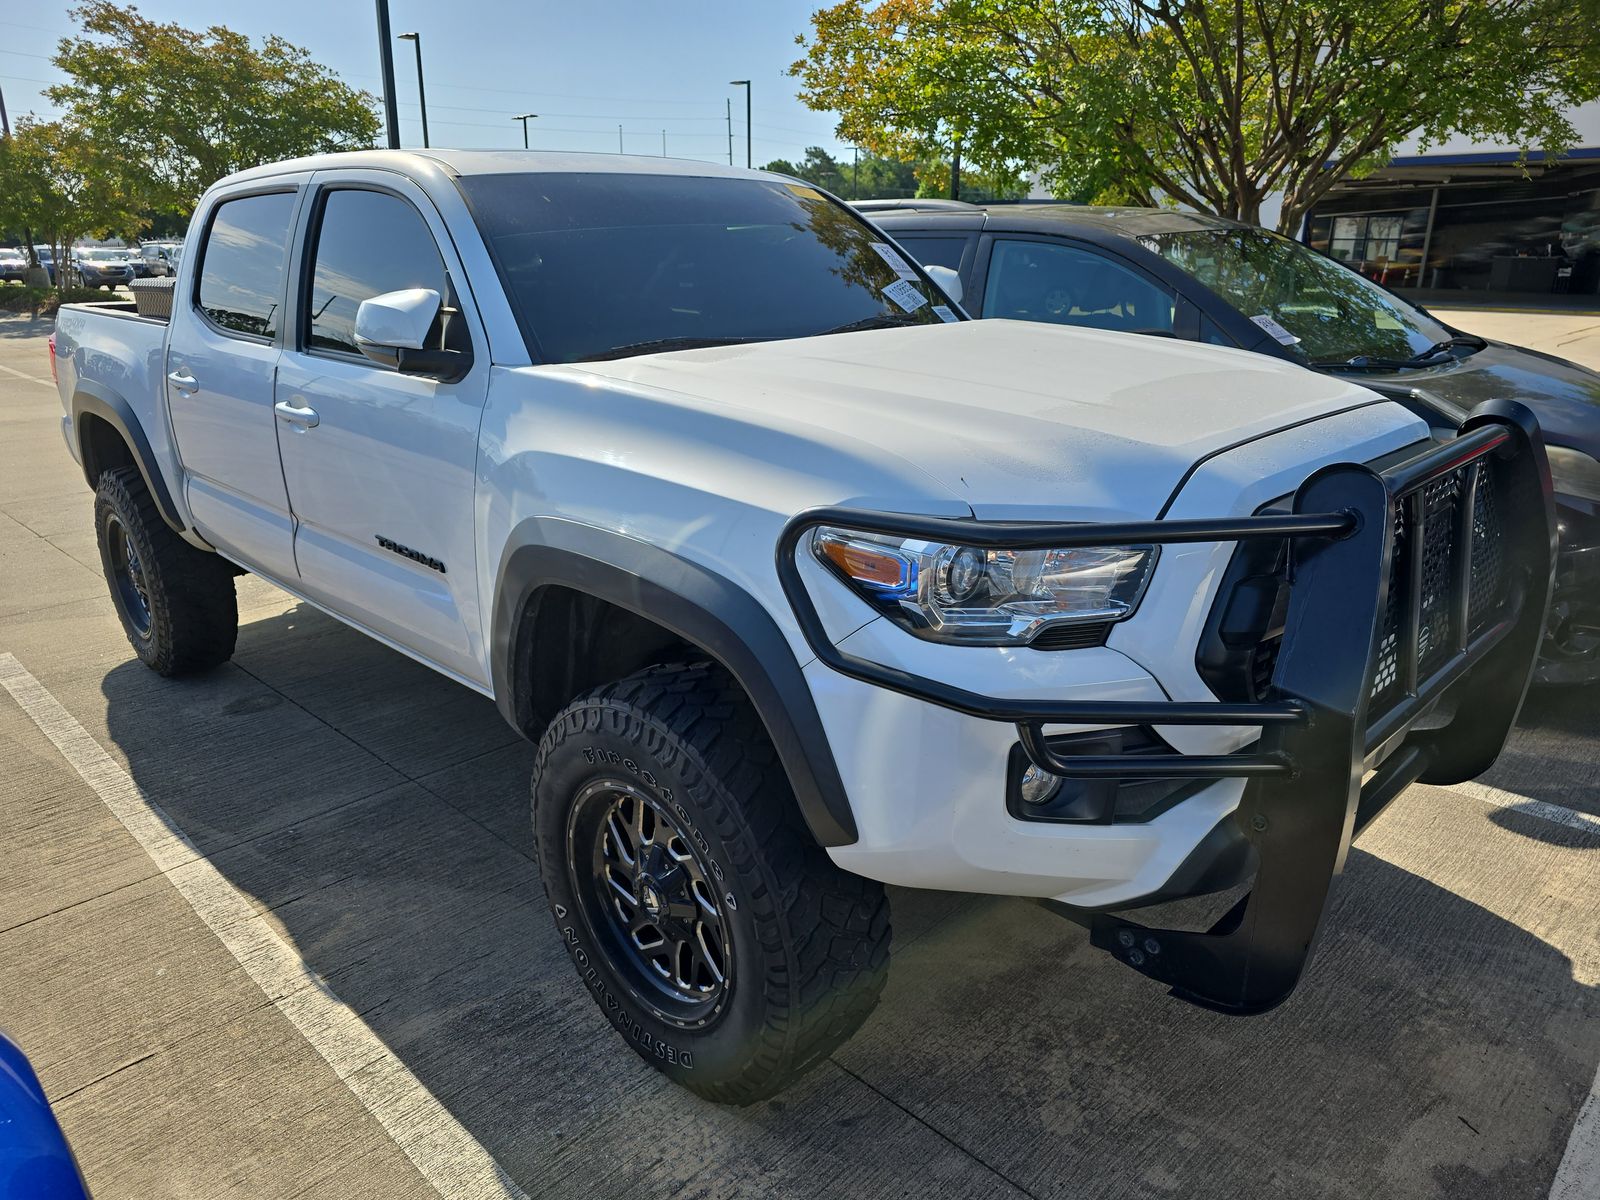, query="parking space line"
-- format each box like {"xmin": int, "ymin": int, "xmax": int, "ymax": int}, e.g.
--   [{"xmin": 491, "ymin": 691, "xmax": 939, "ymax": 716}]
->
[
  {"xmin": 0, "ymin": 652, "xmax": 529, "ymax": 1200},
  {"xmin": 1449, "ymin": 779, "xmax": 1600, "ymax": 837},
  {"xmin": 0, "ymin": 362, "xmax": 54, "ymax": 387},
  {"xmin": 1552, "ymin": 1063, "xmax": 1600, "ymax": 1200}
]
